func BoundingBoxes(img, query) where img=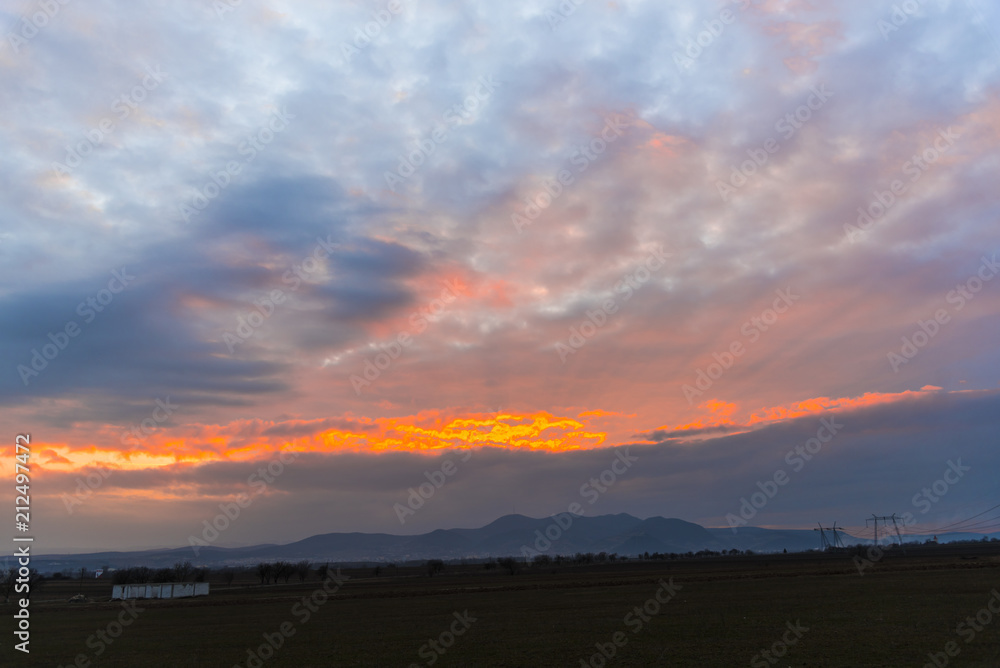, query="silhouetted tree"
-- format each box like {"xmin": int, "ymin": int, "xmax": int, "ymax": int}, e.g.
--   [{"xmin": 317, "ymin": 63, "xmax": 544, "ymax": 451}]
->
[
  {"xmin": 497, "ymin": 557, "xmax": 520, "ymax": 575},
  {"xmin": 26, "ymin": 570, "xmax": 43, "ymax": 599},
  {"xmin": 1, "ymin": 568, "xmax": 17, "ymax": 603},
  {"xmin": 173, "ymin": 561, "xmax": 194, "ymax": 582},
  {"xmin": 295, "ymin": 561, "xmax": 311, "ymax": 583},
  {"xmin": 274, "ymin": 561, "xmax": 293, "ymax": 583},
  {"xmin": 2, "ymin": 568, "xmax": 43, "ymax": 602},
  {"xmin": 426, "ymin": 559, "xmax": 445, "ymax": 577}
]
